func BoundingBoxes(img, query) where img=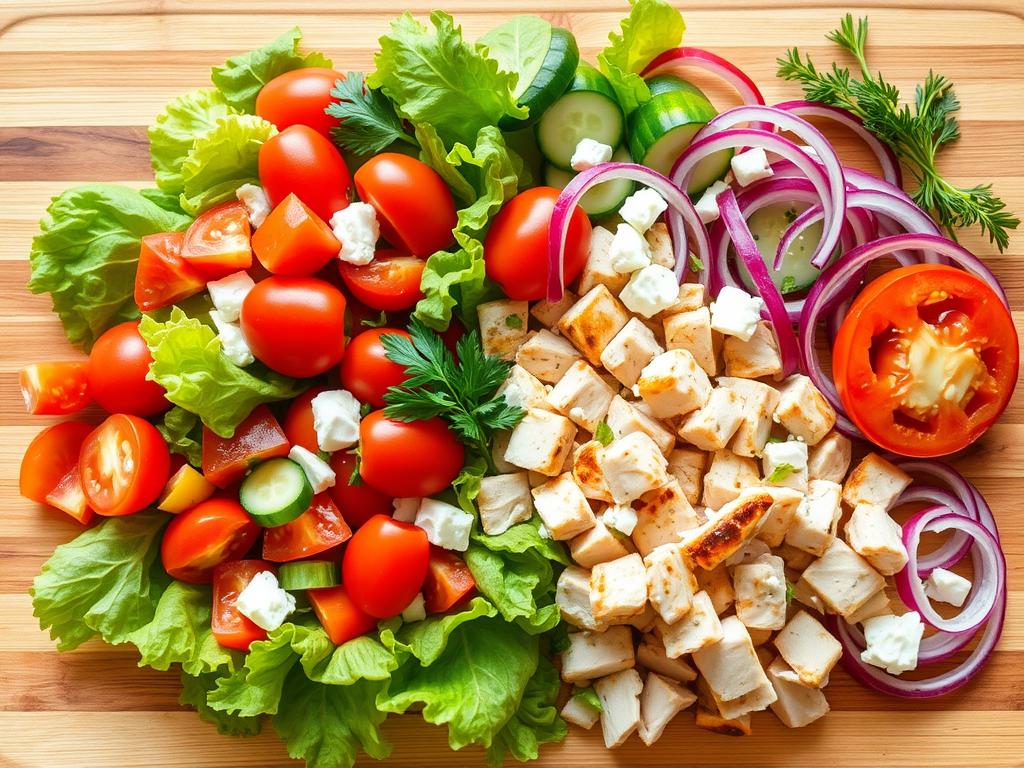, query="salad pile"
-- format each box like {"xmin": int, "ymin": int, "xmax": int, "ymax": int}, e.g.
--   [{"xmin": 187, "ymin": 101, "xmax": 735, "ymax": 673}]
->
[{"xmin": 17, "ymin": 0, "xmax": 1018, "ymax": 766}]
